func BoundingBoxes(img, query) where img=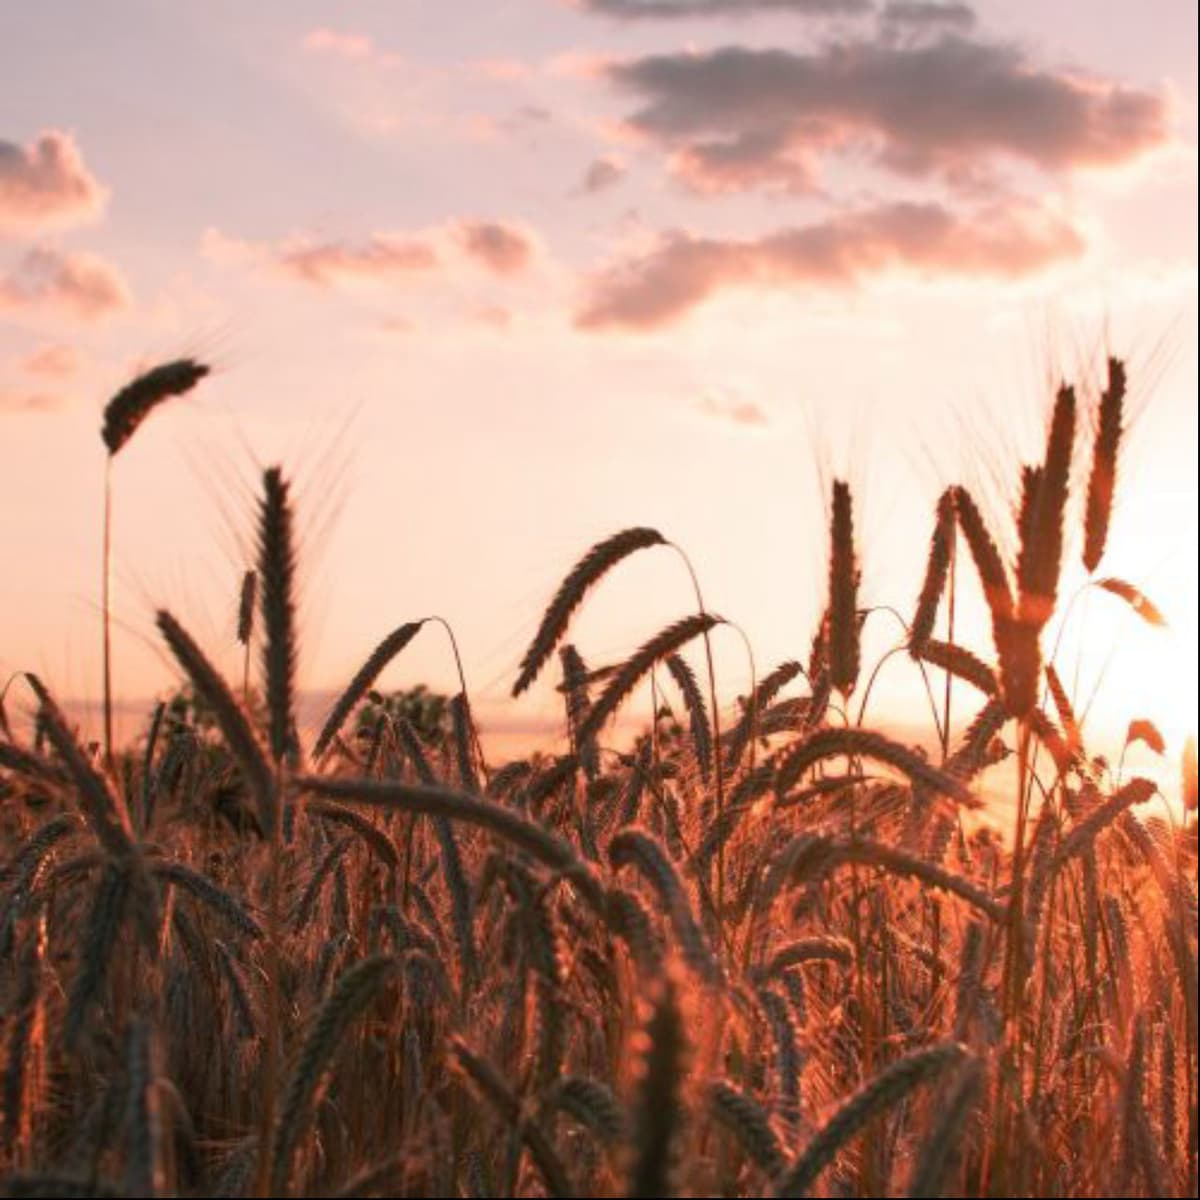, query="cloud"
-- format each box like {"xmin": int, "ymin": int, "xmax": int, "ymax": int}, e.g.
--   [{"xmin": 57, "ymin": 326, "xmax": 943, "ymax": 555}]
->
[
  {"xmin": 456, "ymin": 221, "xmax": 535, "ymax": 274},
  {"xmin": 303, "ymin": 29, "xmax": 375, "ymax": 58},
  {"xmin": 579, "ymin": 157, "xmax": 627, "ymax": 194},
  {"xmin": 697, "ymin": 392, "xmax": 770, "ymax": 426},
  {"xmin": 880, "ymin": 2, "xmax": 975, "ymax": 30},
  {"xmin": 22, "ymin": 343, "xmax": 80, "ymax": 377},
  {"xmin": 0, "ymin": 388, "xmax": 65, "ymax": 413},
  {"xmin": 608, "ymin": 35, "xmax": 1167, "ymax": 192},
  {"xmin": 279, "ymin": 236, "xmax": 437, "ymax": 286},
  {"xmin": 472, "ymin": 304, "xmax": 513, "ymax": 329},
  {"xmin": 0, "ymin": 247, "xmax": 131, "ymax": 319},
  {"xmin": 575, "ymin": 199, "xmax": 1083, "ymax": 330},
  {"xmin": 206, "ymin": 221, "xmax": 537, "ymax": 287},
  {"xmin": 0, "ymin": 130, "xmax": 108, "ymax": 235},
  {"xmin": 577, "ymin": 0, "xmax": 870, "ymax": 18}
]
